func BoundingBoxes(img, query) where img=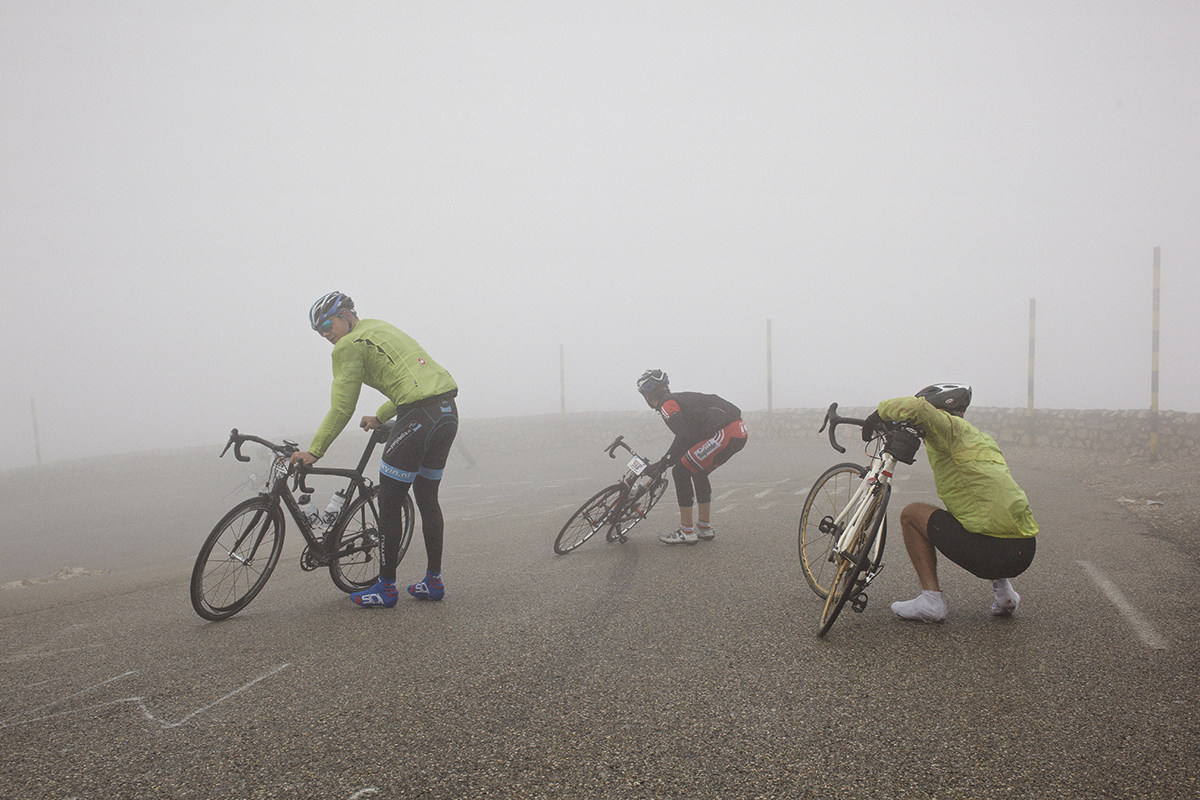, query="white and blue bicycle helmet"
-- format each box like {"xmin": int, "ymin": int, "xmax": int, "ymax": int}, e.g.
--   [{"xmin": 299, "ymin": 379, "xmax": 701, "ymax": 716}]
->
[
  {"xmin": 637, "ymin": 369, "xmax": 670, "ymax": 397},
  {"xmin": 309, "ymin": 292, "xmax": 354, "ymax": 331}
]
